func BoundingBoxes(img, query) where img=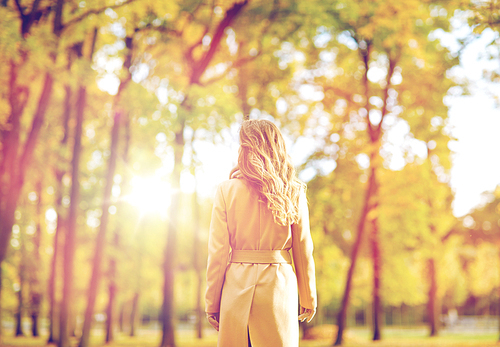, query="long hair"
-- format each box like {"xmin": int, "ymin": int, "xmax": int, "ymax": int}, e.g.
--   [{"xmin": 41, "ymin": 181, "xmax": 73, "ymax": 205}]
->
[{"xmin": 230, "ymin": 119, "xmax": 305, "ymax": 226}]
